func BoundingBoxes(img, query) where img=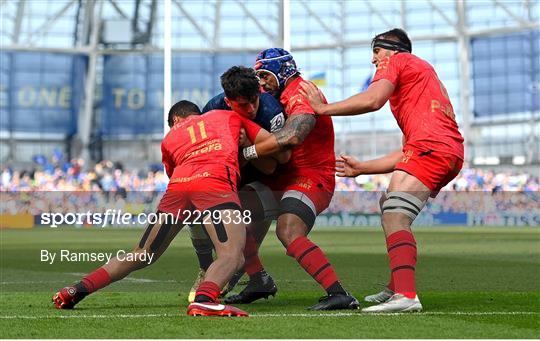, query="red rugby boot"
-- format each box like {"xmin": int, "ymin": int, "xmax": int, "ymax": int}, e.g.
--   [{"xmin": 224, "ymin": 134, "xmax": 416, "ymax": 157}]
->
[
  {"xmin": 52, "ymin": 286, "xmax": 85, "ymax": 309},
  {"xmin": 187, "ymin": 302, "xmax": 248, "ymax": 317}
]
